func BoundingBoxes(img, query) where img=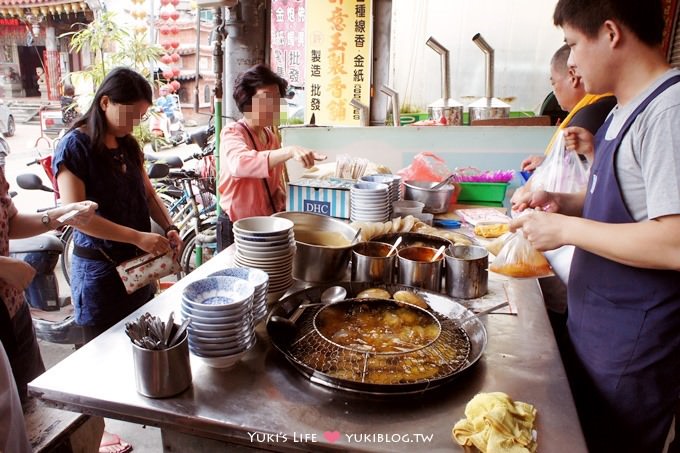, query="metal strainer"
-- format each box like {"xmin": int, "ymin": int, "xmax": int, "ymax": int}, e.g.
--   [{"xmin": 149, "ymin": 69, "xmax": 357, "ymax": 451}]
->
[{"xmin": 267, "ymin": 282, "xmax": 487, "ymax": 395}]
